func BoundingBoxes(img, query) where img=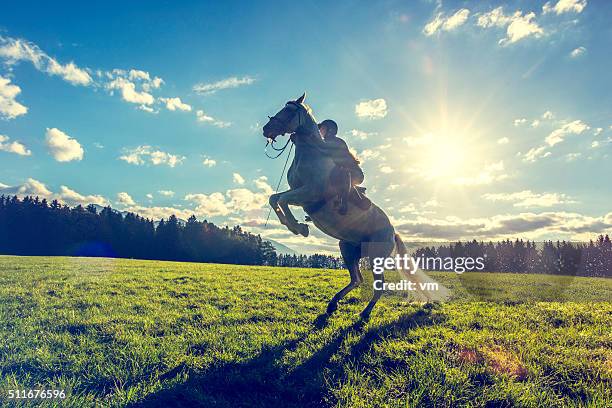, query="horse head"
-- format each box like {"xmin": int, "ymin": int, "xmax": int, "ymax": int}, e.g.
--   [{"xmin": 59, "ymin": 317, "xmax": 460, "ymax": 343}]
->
[{"xmin": 262, "ymin": 93, "xmax": 314, "ymax": 141}]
